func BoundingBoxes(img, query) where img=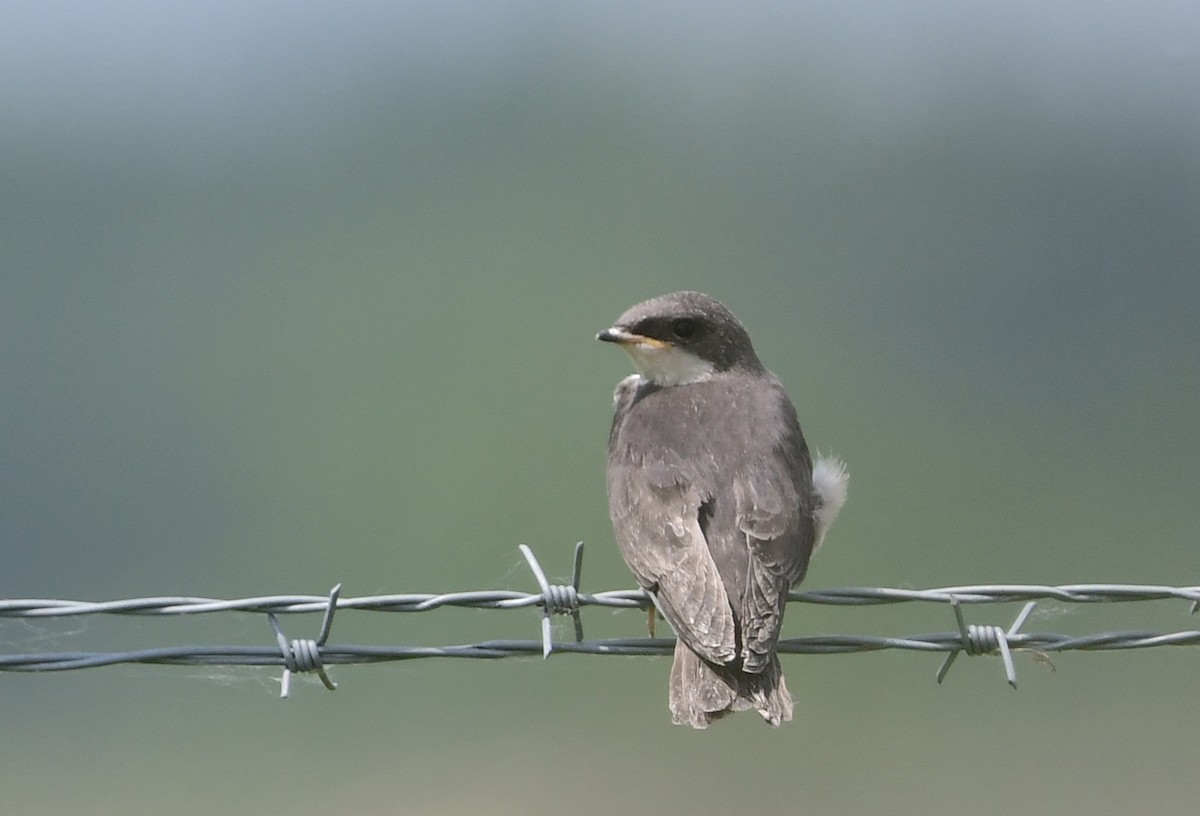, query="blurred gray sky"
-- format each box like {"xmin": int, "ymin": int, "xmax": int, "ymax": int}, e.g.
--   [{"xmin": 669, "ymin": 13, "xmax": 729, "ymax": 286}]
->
[{"xmin": 5, "ymin": 3, "xmax": 1198, "ymax": 160}]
